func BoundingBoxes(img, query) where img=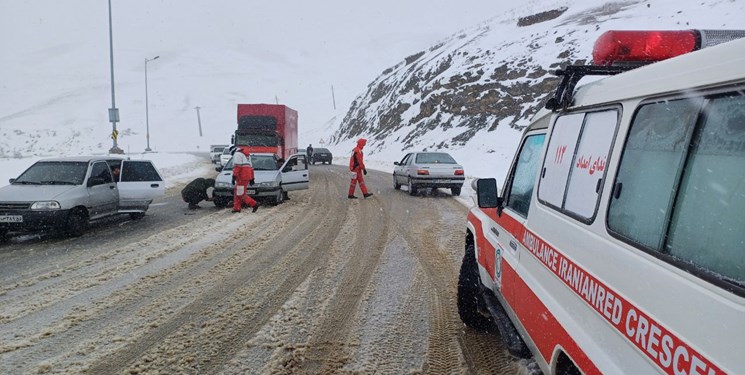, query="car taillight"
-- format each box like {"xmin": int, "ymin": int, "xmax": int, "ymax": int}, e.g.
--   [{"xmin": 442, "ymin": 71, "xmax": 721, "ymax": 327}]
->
[
  {"xmin": 417, "ymin": 169, "xmax": 429, "ymax": 175},
  {"xmin": 454, "ymin": 169, "xmax": 464, "ymax": 176}
]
